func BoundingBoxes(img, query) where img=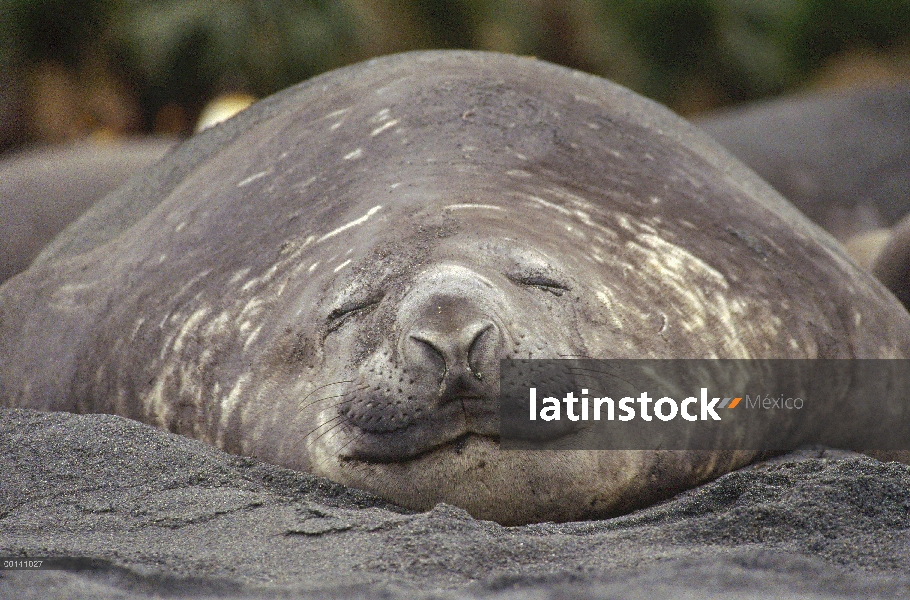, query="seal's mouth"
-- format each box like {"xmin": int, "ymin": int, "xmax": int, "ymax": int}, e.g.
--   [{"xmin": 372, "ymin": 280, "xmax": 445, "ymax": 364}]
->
[
  {"xmin": 343, "ymin": 432, "xmax": 502, "ymax": 465},
  {"xmin": 337, "ymin": 390, "xmax": 500, "ymax": 464},
  {"xmin": 340, "ymin": 431, "xmax": 500, "ymax": 465}
]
